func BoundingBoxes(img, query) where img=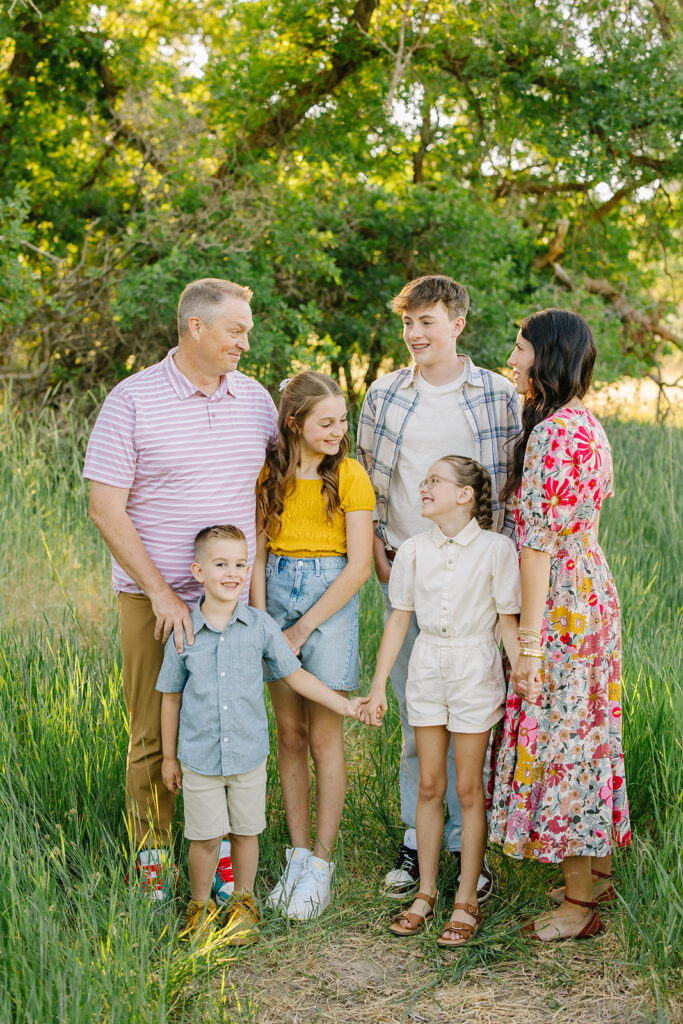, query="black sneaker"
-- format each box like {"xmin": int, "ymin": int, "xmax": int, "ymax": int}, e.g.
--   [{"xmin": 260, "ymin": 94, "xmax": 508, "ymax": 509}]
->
[
  {"xmin": 455, "ymin": 853, "xmax": 494, "ymax": 905},
  {"xmin": 384, "ymin": 843, "xmax": 419, "ymax": 898}
]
